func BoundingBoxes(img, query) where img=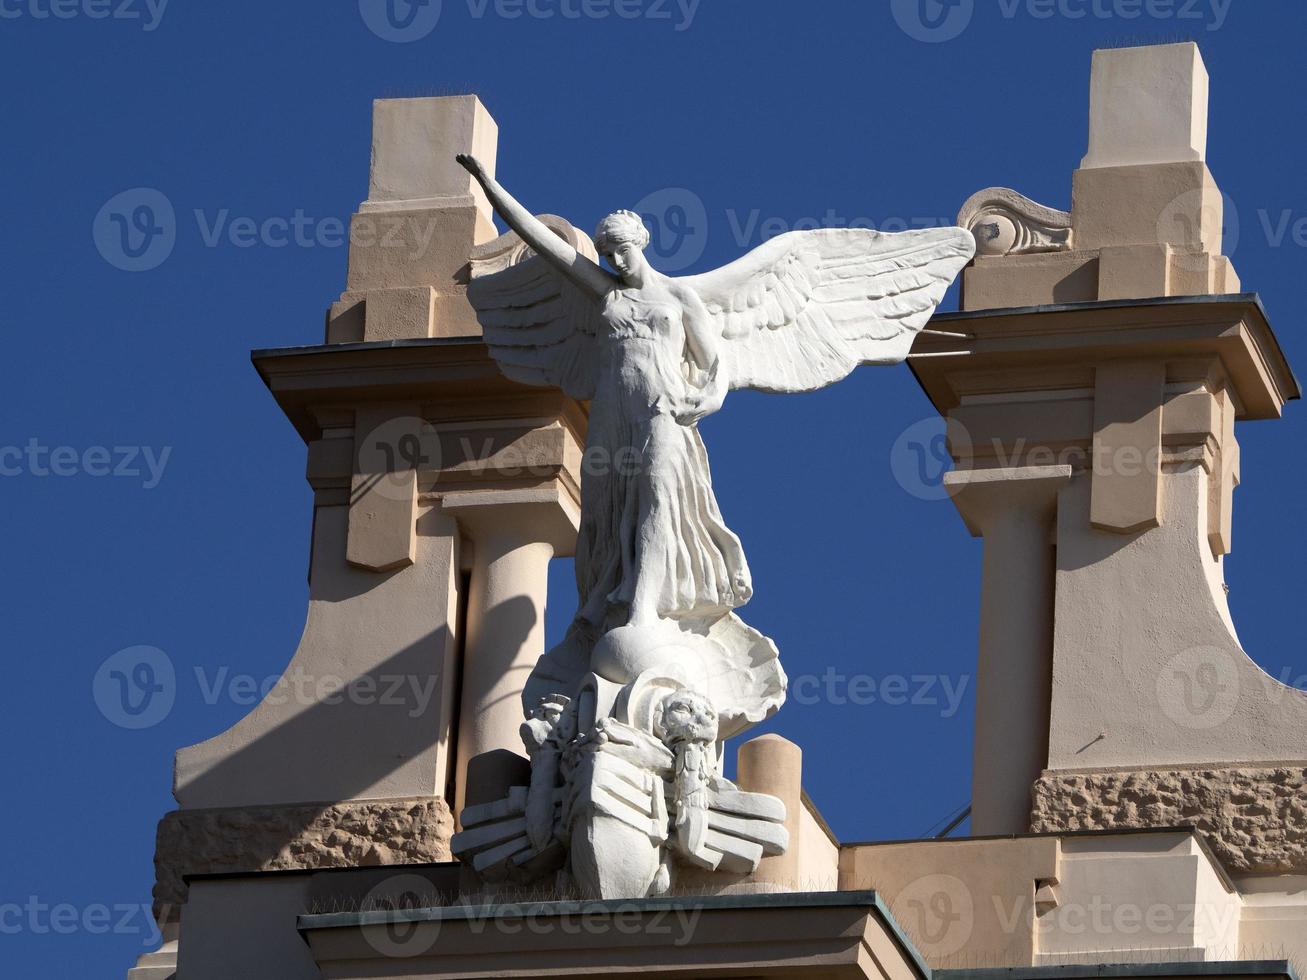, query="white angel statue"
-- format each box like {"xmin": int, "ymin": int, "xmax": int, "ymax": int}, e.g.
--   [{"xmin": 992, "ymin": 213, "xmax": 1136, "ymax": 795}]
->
[{"xmin": 457, "ymin": 153, "xmax": 974, "ymax": 738}]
